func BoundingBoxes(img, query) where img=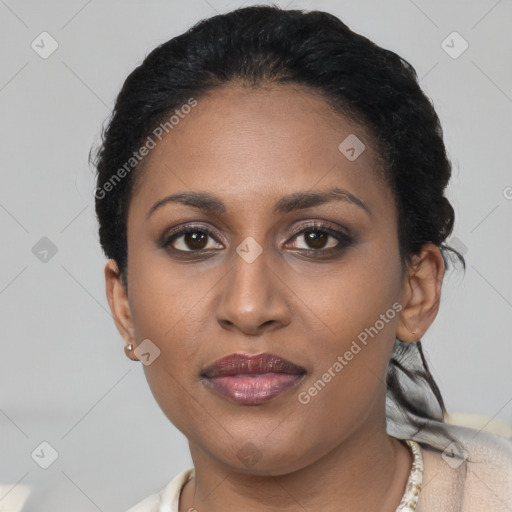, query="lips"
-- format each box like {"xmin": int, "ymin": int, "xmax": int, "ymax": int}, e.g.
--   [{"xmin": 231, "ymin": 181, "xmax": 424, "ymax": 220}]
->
[
  {"xmin": 201, "ymin": 352, "xmax": 306, "ymax": 378},
  {"xmin": 201, "ymin": 352, "xmax": 307, "ymax": 405}
]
